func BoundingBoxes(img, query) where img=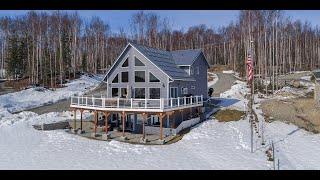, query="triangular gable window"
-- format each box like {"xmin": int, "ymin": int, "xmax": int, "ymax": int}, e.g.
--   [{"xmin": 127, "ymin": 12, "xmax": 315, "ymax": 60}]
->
[
  {"xmin": 149, "ymin": 72, "xmax": 160, "ymax": 82},
  {"xmin": 122, "ymin": 58, "xmax": 129, "ymax": 67},
  {"xmin": 135, "ymin": 57, "xmax": 145, "ymax": 66},
  {"xmin": 112, "ymin": 74, "xmax": 119, "ymax": 83}
]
